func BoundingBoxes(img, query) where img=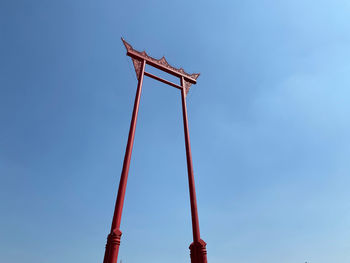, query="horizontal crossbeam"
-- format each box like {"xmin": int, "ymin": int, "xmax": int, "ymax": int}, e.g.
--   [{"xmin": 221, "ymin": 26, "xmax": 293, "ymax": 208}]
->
[{"xmin": 144, "ymin": 71, "xmax": 182, "ymax": 90}]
